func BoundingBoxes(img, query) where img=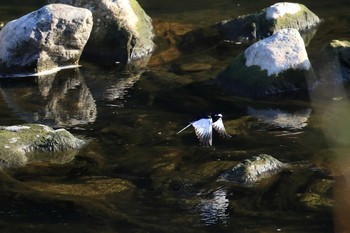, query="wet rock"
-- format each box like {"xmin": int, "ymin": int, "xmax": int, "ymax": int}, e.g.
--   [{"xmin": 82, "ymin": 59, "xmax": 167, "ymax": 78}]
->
[
  {"xmin": 247, "ymin": 107, "xmax": 311, "ymax": 130},
  {"xmin": 297, "ymin": 179, "xmax": 334, "ymax": 212},
  {"xmin": 148, "ymin": 20, "xmax": 194, "ymax": 66},
  {"xmin": 0, "ymin": 124, "xmax": 85, "ymax": 168},
  {"xmin": 0, "ymin": 4, "xmax": 93, "ymax": 76},
  {"xmin": 314, "ymin": 40, "xmax": 350, "ymax": 89},
  {"xmin": 181, "ymin": 2, "xmax": 320, "ymax": 49},
  {"xmin": 219, "ymin": 154, "xmax": 289, "ymax": 184},
  {"xmin": 49, "ymin": 0, "xmax": 155, "ymax": 66},
  {"xmin": 216, "ymin": 29, "xmax": 316, "ymax": 97},
  {"xmin": 0, "ymin": 21, "xmax": 4, "ymax": 30}
]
